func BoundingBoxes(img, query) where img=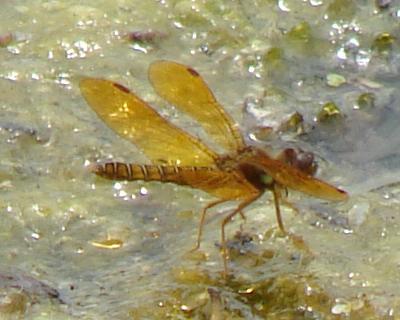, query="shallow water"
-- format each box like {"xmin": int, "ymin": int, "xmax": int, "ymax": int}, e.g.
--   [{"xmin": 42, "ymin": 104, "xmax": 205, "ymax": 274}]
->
[{"xmin": 1, "ymin": 0, "xmax": 400, "ymax": 319}]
